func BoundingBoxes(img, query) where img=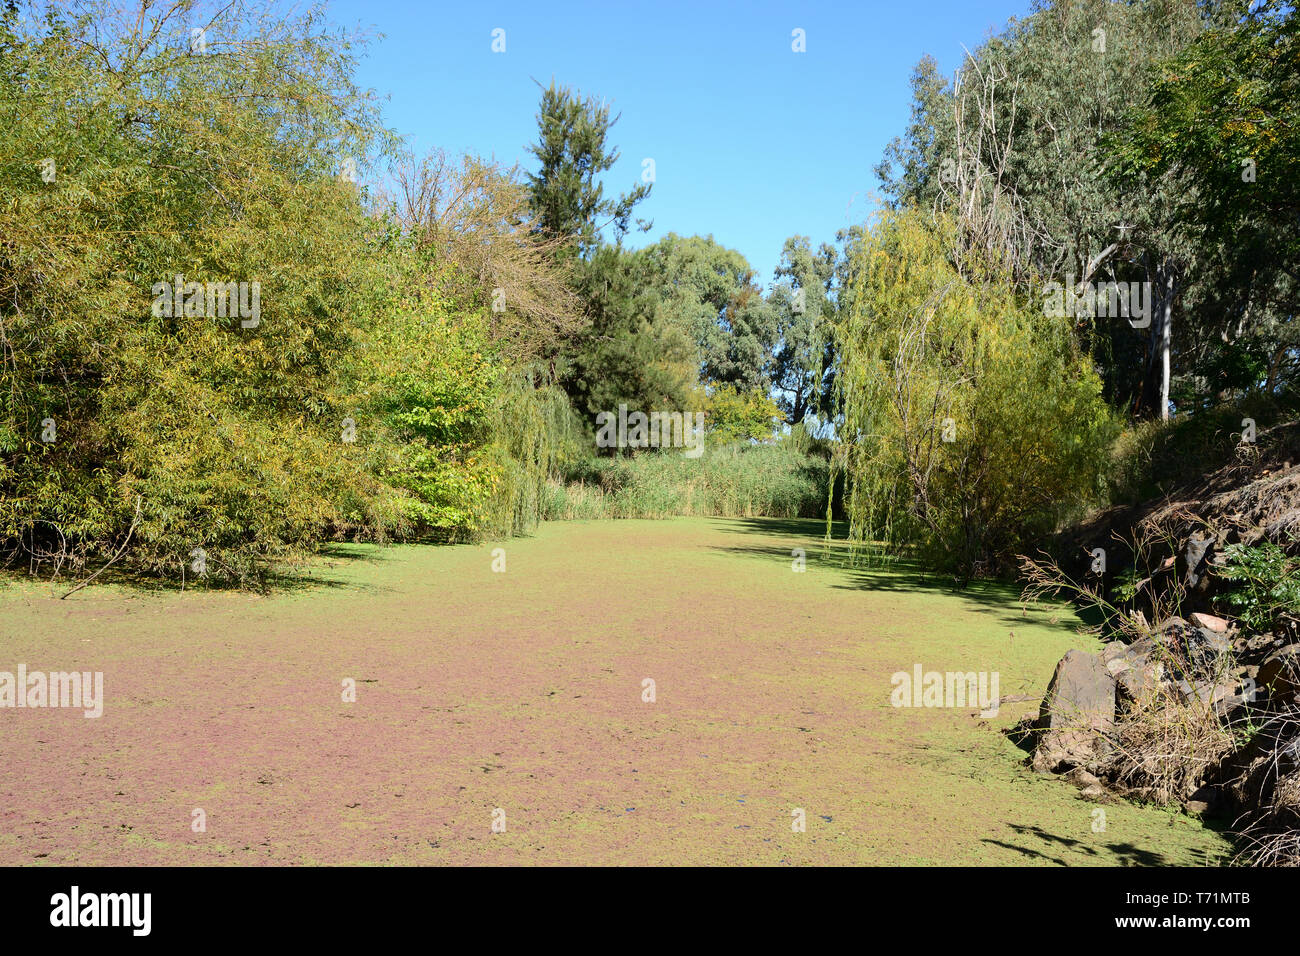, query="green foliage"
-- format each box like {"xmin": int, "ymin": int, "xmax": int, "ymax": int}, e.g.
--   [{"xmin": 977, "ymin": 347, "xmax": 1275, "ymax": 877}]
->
[
  {"xmin": 1116, "ymin": 0, "xmax": 1300, "ymax": 395},
  {"xmin": 482, "ymin": 379, "xmax": 588, "ymax": 538},
  {"xmin": 876, "ymin": 0, "xmax": 1220, "ymax": 418},
  {"xmin": 705, "ymin": 385, "xmax": 782, "ymax": 444},
  {"xmin": 769, "ymin": 235, "xmax": 841, "ymax": 426},
  {"xmin": 1107, "ymin": 392, "xmax": 1295, "ymax": 505},
  {"xmin": 14, "ymin": 0, "xmax": 1285, "ymax": 596},
  {"xmin": 349, "ymin": 275, "xmax": 503, "ymax": 540},
  {"xmin": 557, "ymin": 443, "xmax": 829, "ymax": 520},
  {"xmin": 1219, "ymin": 541, "xmax": 1300, "ymax": 633},
  {"xmin": 565, "ymin": 245, "xmax": 698, "ymax": 421},
  {"xmin": 636, "ymin": 234, "xmax": 777, "ymax": 392},
  {"xmin": 835, "ymin": 208, "xmax": 1121, "ymax": 579},
  {"xmin": 525, "ymin": 80, "xmax": 651, "ymax": 259},
  {"xmin": 0, "ymin": 1, "xmax": 402, "ymax": 584},
  {"xmin": 0, "ymin": 2, "xmax": 577, "ymax": 584}
]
